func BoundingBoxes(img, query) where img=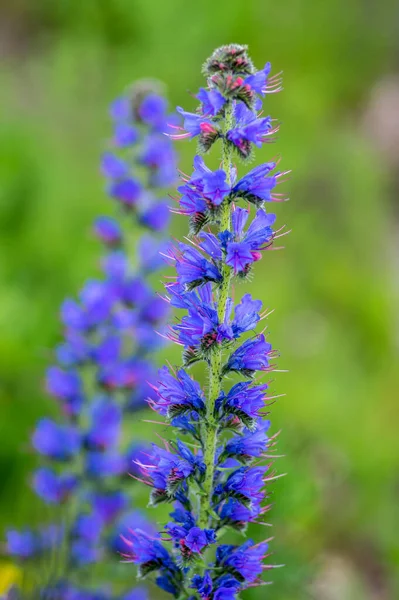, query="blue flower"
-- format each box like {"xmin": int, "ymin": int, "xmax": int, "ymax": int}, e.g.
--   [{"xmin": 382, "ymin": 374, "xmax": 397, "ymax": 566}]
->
[
  {"xmin": 73, "ymin": 512, "xmax": 103, "ymax": 544},
  {"xmin": 191, "ymin": 572, "xmax": 240, "ymax": 600},
  {"xmin": 85, "ymin": 451, "xmax": 126, "ymax": 478},
  {"xmin": 221, "ymin": 466, "xmax": 267, "ymax": 504},
  {"xmin": 88, "ymin": 490, "xmax": 129, "ymax": 525},
  {"xmin": 32, "ymin": 418, "xmax": 81, "ymax": 461},
  {"xmin": 196, "ymin": 88, "xmax": 226, "ymax": 115},
  {"xmin": 185, "ymin": 527, "xmax": 216, "ymax": 553},
  {"xmin": 149, "ymin": 366, "xmax": 206, "ymax": 417},
  {"xmin": 138, "ymin": 444, "xmax": 194, "ymax": 498},
  {"xmin": 175, "ymin": 244, "xmax": 222, "ymax": 288},
  {"xmin": 32, "ymin": 467, "xmax": 77, "ymax": 503},
  {"xmin": 219, "ymin": 381, "xmax": 268, "ymax": 421},
  {"xmin": 224, "ymin": 420, "xmax": 270, "ymax": 460},
  {"xmin": 201, "ymin": 169, "xmax": 230, "ymax": 206},
  {"xmin": 109, "ymin": 178, "xmax": 142, "ymax": 206},
  {"xmin": 225, "ymin": 241, "xmax": 254, "ymax": 274},
  {"xmin": 232, "ymin": 161, "xmax": 277, "ymax": 205},
  {"xmin": 94, "ymin": 216, "xmax": 123, "ymax": 246},
  {"xmin": 113, "ymin": 122, "xmax": 139, "ymax": 148},
  {"xmin": 121, "ymin": 528, "xmax": 173, "ymax": 569},
  {"xmin": 110, "ymin": 511, "xmax": 157, "ymax": 555},
  {"xmin": 225, "ymin": 334, "xmax": 272, "ymax": 376},
  {"xmin": 176, "ymin": 107, "xmax": 217, "ymax": 138},
  {"xmin": 110, "ymin": 96, "xmax": 131, "ymax": 121},
  {"xmin": 140, "ymin": 200, "xmax": 170, "ymax": 232},
  {"xmin": 138, "ymin": 93, "xmax": 168, "ymax": 128},
  {"xmin": 101, "ymin": 153, "xmax": 129, "ymax": 179},
  {"xmin": 6, "ymin": 530, "xmax": 38, "ymax": 559},
  {"xmin": 45, "ymin": 367, "xmax": 83, "ymax": 414},
  {"xmin": 231, "ymin": 294, "xmax": 262, "ymax": 337},
  {"xmin": 244, "ymin": 62, "xmax": 271, "ymax": 95},
  {"xmin": 170, "ymin": 288, "xmax": 233, "ymax": 354},
  {"xmin": 221, "ymin": 539, "xmax": 268, "ymax": 582},
  {"xmin": 85, "ymin": 397, "xmax": 122, "ymax": 450},
  {"xmin": 121, "ymin": 587, "xmax": 149, "ymax": 600}
]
